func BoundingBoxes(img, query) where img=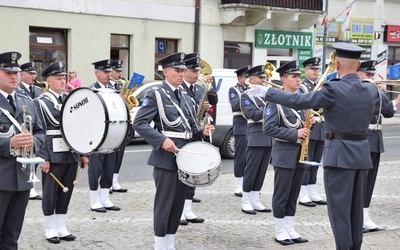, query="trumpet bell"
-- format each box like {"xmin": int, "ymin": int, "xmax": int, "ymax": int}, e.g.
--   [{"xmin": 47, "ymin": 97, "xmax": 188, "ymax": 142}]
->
[{"xmin": 27, "ymin": 171, "xmax": 40, "ymax": 183}]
